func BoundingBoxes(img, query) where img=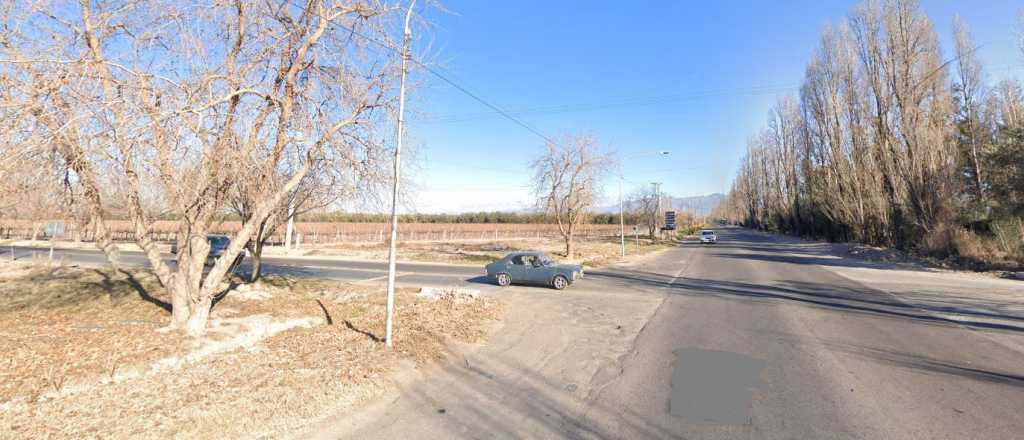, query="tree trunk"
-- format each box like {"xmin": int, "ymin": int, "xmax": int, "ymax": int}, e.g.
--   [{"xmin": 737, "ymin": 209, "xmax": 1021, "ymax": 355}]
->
[
  {"xmin": 170, "ymin": 279, "xmax": 190, "ymax": 329},
  {"xmin": 565, "ymin": 234, "xmax": 574, "ymax": 260},
  {"xmin": 248, "ymin": 240, "xmax": 264, "ymax": 283},
  {"xmin": 168, "ymin": 233, "xmax": 209, "ymax": 330},
  {"xmin": 970, "ymin": 139, "xmax": 985, "ymax": 202},
  {"xmin": 186, "ymin": 295, "xmax": 213, "ymax": 337}
]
